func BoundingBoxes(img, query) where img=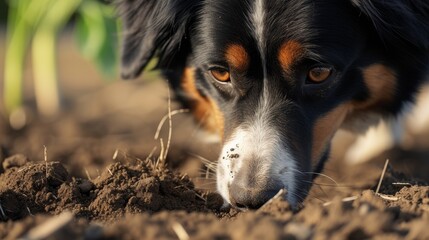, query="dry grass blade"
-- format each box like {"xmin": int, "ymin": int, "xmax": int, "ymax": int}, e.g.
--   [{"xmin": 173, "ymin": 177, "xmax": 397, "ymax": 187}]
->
[
  {"xmin": 171, "ymin": 222, "xmax": 190, "ymax": 240},
  {"xmin": 44, "ymin": 145, "xmax": 48, "ymax": 178},
  {"xmin": 376, "ymin": 159, "xmax": 390, "ymax": 195},
  {"xmin": 84, "ymin": 168, "xmax": 93, "ymax": 181},
  {"xmin": 112, "ymin": 149, "xmax": 119, "ymax": 160},
  {"xmin": 378, "ymin": 193, "xmax": 399, "ymax": 201},
  {"xmin": 163, "ymin": 86, "xmax": 173, "ymax": 163},
  {"xmin": 157, "ymin": 138, "xmax": 165, "ymax": 167},
  {"xmin": 154, "ymin": 109, "xmax": 189, "ymax": 140},
  {"xmin": 153, "ymin": 85, "xmax": 190, "ymax": 166},
  {"xmin": 392, "ymin": 182, "xmax": 412, "ymax": 187}
]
